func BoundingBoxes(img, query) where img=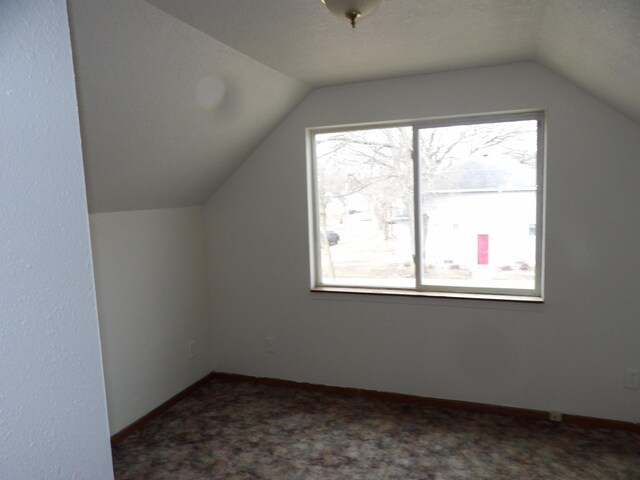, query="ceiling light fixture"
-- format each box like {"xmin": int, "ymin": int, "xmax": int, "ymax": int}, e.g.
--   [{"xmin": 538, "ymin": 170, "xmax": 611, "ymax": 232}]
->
[{"xmin": 321, "ymin": 0, "xmax": 383, "ymax": 28}]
